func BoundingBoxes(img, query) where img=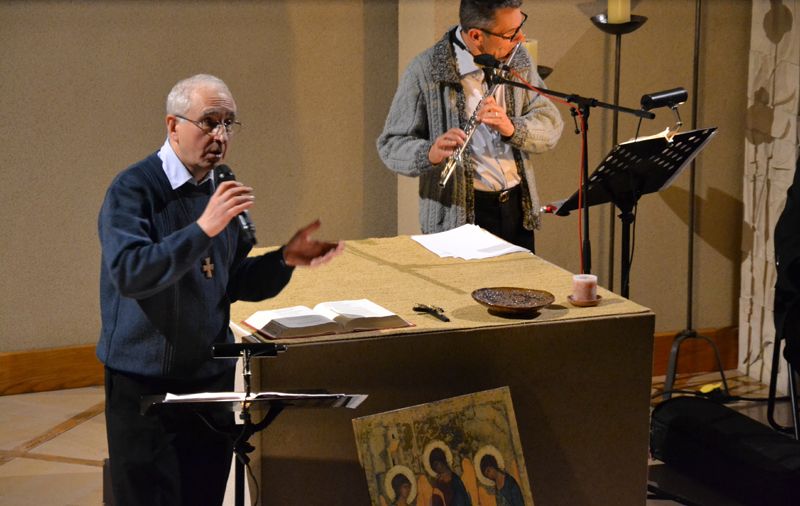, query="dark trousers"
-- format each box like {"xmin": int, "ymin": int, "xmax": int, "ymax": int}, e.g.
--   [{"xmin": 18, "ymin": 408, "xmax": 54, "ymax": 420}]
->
[
  {"xmin": 474, "ymin": 185, "xmax": 535, "ymax": 252},
  {"xmin": 104, "ymin": 367, "xmax": 235, "ymax": 506}
]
